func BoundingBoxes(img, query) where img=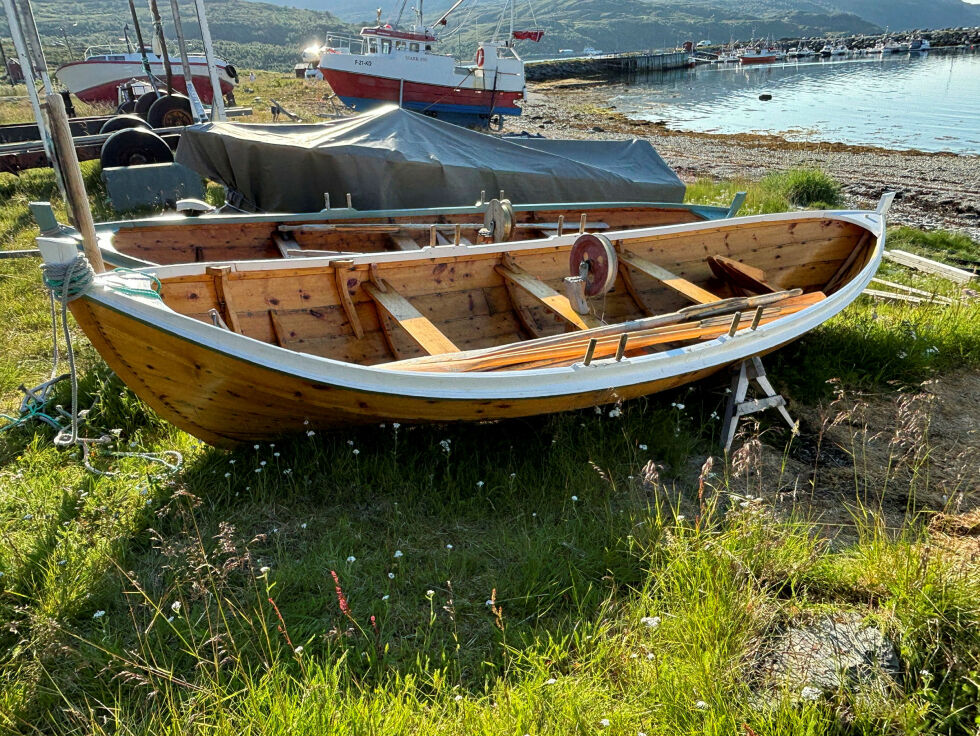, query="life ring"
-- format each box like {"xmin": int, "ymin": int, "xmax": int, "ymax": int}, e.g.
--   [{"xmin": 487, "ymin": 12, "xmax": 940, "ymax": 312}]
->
[{"xmin": 476, "ymin": 47, "xmax": 485, "ymax": 67}]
